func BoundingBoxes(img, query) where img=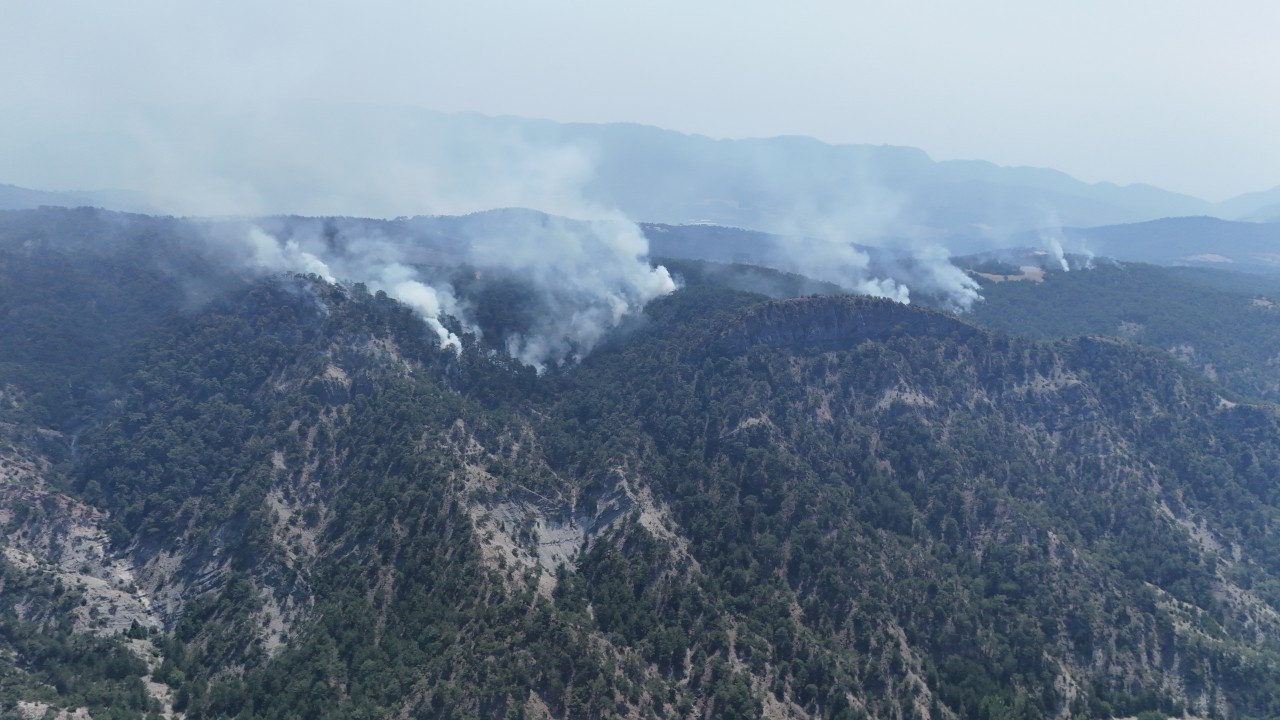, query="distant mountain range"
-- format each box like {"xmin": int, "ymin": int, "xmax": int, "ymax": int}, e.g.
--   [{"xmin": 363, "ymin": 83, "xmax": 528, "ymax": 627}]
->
[
  {"xmin": 0, "ymin": 183, "xmax": 151, "ymax": 214},
  {"xmin": 1214, "ymin": 185, "xmax": 1280, "ymax": 222},
  {"xmin": 2, "ymin": 104, "xmax": 1278, "ymax": 238}
]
